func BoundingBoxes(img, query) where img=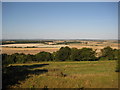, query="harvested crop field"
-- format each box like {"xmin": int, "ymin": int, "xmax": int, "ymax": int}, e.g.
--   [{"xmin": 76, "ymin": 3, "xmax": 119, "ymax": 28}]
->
[
  {"xmin": 2, "ymin": 47, "xmax": 59, "ymax": 55},
  {"xmin": 1, "ymin": 43, "xmax": 69, "ymax": 48},
  {"xmin": 1, "ymin": 40, "xmax": 118, "ymax": 55},
  {"xmin": 1, "ymin": 43, "xmax": 68, "ymax": 54},
  {"xmin": 2, "ymin": 45, "xmax": 118, "ymax": 55}
]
